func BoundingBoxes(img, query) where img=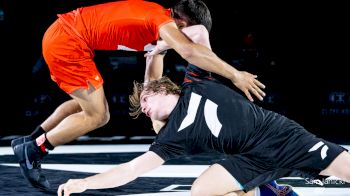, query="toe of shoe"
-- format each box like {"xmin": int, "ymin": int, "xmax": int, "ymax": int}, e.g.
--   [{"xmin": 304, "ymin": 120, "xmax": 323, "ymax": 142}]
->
[
  {"xmin": 21, "ymin": 167, "xmax": 51, "ymax": 190},
  {"xmin": 31, "ymin": 179, "xmax": 51, "ymax": 190},
  {"xmin": 11, "ymin": 139, "xmax": 18, "ymax": 149}
]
